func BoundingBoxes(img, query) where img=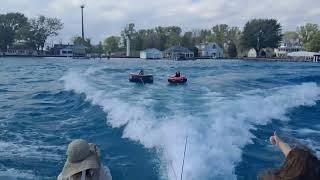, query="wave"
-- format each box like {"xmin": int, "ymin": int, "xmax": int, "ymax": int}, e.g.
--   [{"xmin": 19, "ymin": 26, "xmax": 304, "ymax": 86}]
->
[
  {"xmin": 61, "ymin": 69, "xmax": 320, "ymax": 180},
  {"xmin": 0, "ymin": 140, "xmax": 63, "ymax": 161},
  {"xmin": 0, "ymin": 168, "xmax": 35, "ymax": 179}
]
